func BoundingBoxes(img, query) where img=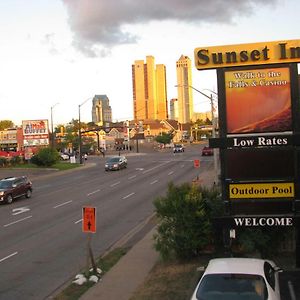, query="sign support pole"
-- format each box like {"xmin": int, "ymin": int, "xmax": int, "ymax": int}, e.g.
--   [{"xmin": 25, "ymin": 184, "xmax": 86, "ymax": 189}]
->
[{"xmin": 87, "ymin": 233, "xmax": 97, "ymax": 273}]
